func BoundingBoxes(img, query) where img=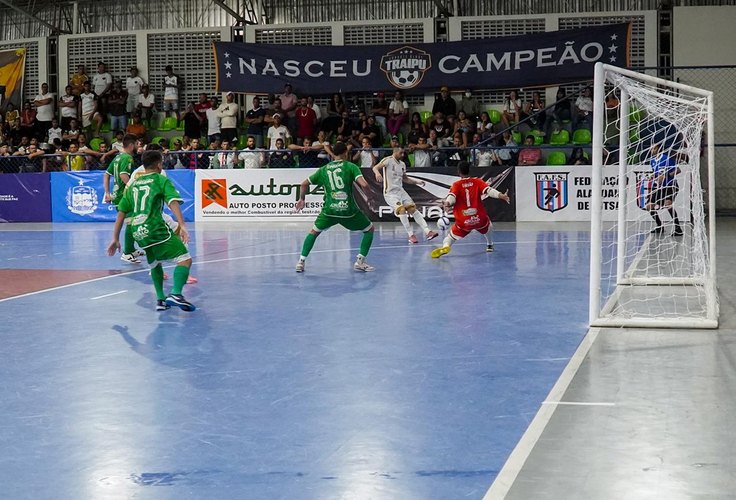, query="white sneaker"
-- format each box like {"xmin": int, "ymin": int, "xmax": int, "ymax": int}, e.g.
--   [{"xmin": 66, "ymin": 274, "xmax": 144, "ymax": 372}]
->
[
  {"xmin": 353, "ymin": 256, "xmax": 375, "ymax": 272},
  {"xmin": 133, "ymin": 249, "xmax": 146, "ymax": 257},
  {"xmin": 295, "ymin": 260, "xmax": 305, "ymax": 273},
  {"xmin": 121, "ymin": 253, "xmax": 141, "ymax": 264}
]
